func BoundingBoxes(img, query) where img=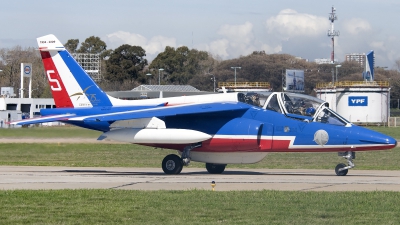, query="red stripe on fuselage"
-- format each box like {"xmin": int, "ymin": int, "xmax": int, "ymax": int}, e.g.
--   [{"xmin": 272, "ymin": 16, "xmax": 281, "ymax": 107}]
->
[
  {"xmin": 40, "ymin": 51, "xmax": 73, "ymax": 108},
  {"xmin": 140, "ymin": 137, "xmax": 395, "ymax": 153}
]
